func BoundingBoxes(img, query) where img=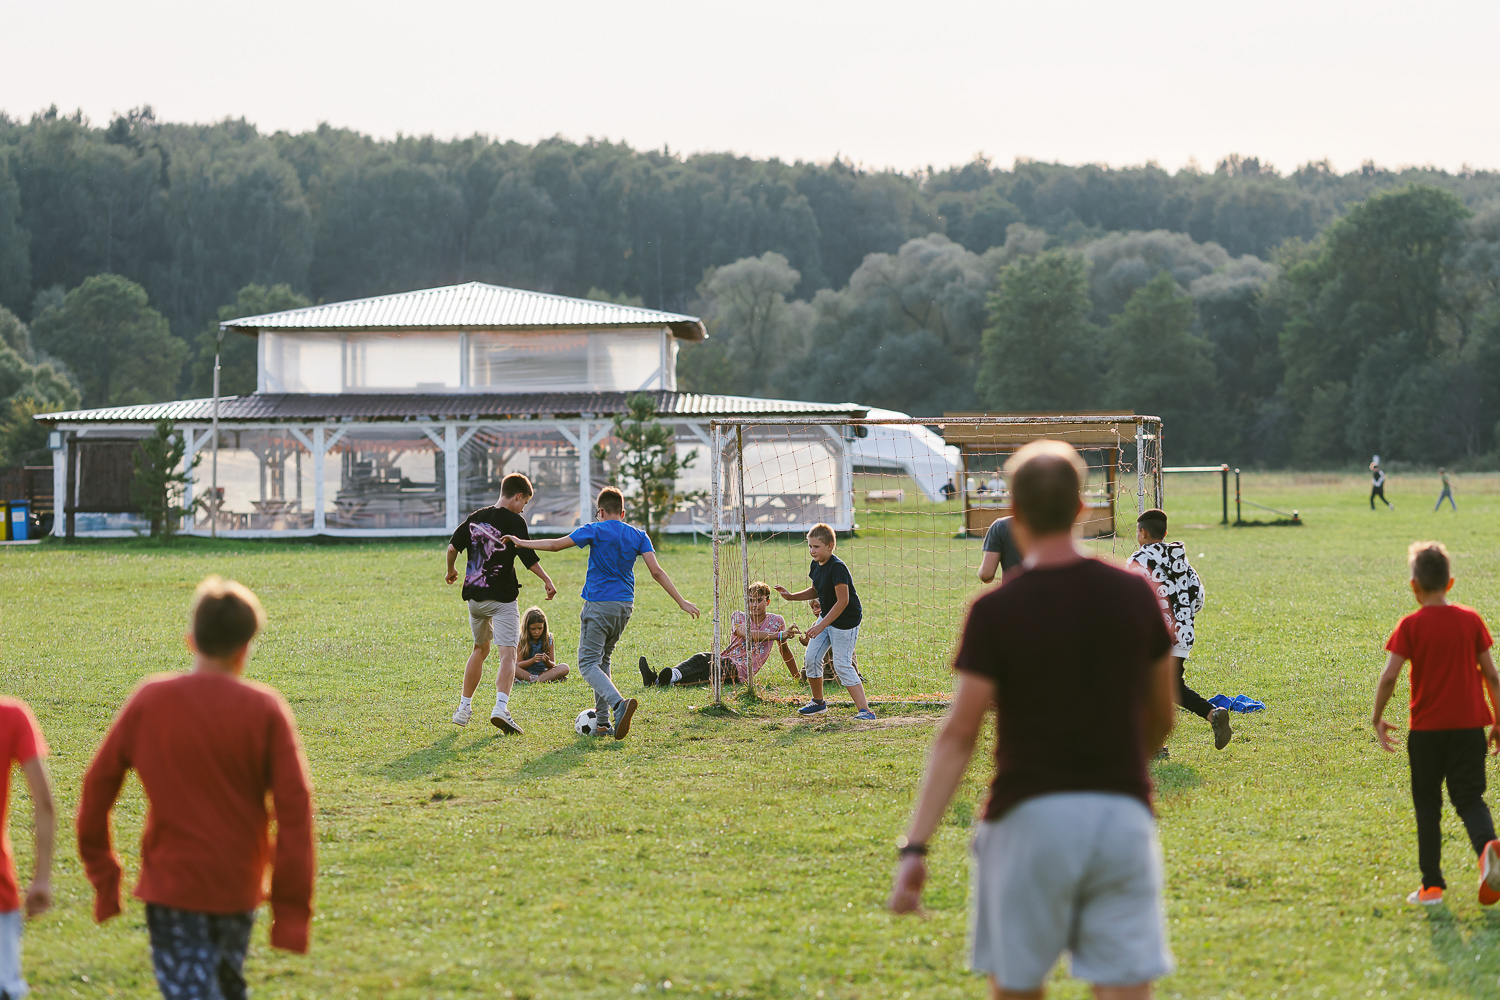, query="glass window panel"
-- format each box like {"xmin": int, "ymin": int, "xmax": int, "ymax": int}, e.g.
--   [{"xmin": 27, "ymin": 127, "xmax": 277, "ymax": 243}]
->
[
  {"xmin": 455, "ymin": 426, "xmax": 583, "ymax": 530},
  {"xmin": 469, "ymin": 330, "xmax": 662, "ymax": 392},
  {"xmin": 195, "ymin": 430, "xmax": 315, "ymax": 532},
  {"xmin": 326, "ymin": 428, "xmax": 445, "ymax": 529},
  {"xmin": 261, "ymin": 333, "xmax": 342, "ymax": 393},
  {"xmin": 346, "ymin": 334, "xmax": 461, "ymax": 391}
]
